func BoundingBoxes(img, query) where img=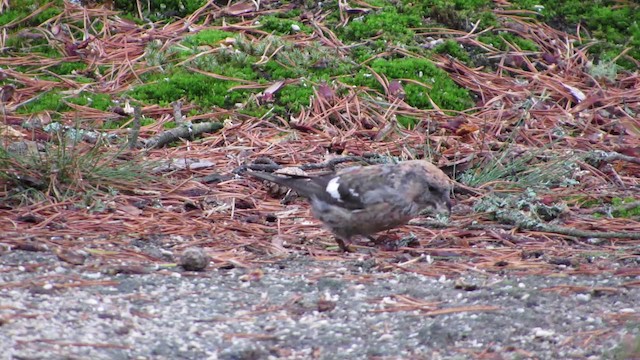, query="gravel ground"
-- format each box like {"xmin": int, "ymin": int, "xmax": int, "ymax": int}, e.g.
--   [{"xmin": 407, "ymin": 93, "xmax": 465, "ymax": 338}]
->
[{"xmin": 1, "ymin": 250, "xmax": 639, "ymax": 360}]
